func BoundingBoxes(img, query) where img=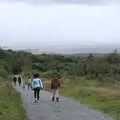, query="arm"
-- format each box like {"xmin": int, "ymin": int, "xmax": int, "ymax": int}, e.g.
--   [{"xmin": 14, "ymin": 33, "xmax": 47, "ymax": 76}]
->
[
  {"xmin": 58, "ymin": 79, "xmax": 61, "ymax": 88},
  {"xmin": 39, "ymin": 79, "xmax": 43, "ymax": 89},
  {"xmin": 51, "ymin": 79, "xmax": 53, "ymax": 89},
  {"xmin": 31, "ymin": 79, "xmax": 34, "ymax": 89}
]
